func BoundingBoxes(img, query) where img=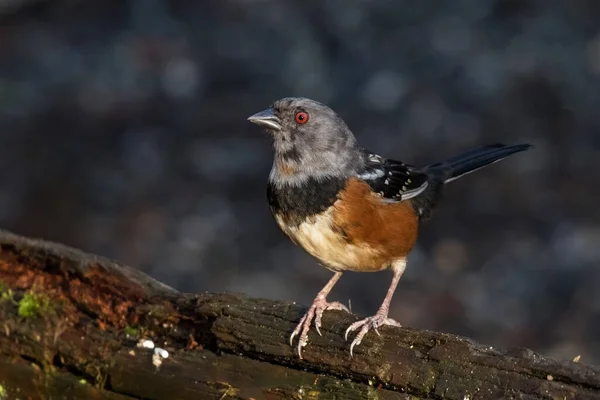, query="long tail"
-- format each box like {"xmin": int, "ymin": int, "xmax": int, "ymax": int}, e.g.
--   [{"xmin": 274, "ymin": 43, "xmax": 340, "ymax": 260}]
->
[
  {"xmin": 412, "ymin": 143, "xmax": 532, "ymax": 221},
  {"xmin": 425, "ymin": 143, "xmax": 533, "ymax": 183}
]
